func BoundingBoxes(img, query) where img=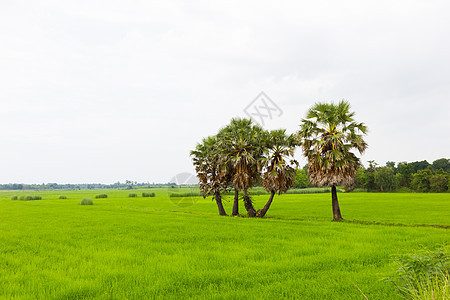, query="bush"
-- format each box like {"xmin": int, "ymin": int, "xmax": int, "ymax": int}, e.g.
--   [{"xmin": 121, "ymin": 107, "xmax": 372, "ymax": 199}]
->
[
  {"xmin": 397, "ymin": 187, "xmax": 411, "ymax": 193},
  {"xmin": 80, "ymin": 198, "xmax": 93, "ymax": 205},
  {"xmin": 59, "ymin": 195, "xmax": 67, "ymax": 199},
  {"xmin": 142, "ymin": 192, "xmax": 156, "ymax": 197},
  {"xmin": 168, "ymin": 191, "xmax": 200, "ymax": 197},
  {"xmin": 386, "ymin": 245, "xmax": 449, "ymax": 299},
  {"xmin": 11, "ymin": 196, "xmax": 18, "ymax": 200},
  {"xmin": 95, "ymin": 194, "xmax": 108, "ymax": 199},
  {"xmin": 128, "ymin": 193, "xmax": 138, "ymax": 198},
  {"xmin": 18, "ymin": 195, "xmax": 42, "ymax": 201}
]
